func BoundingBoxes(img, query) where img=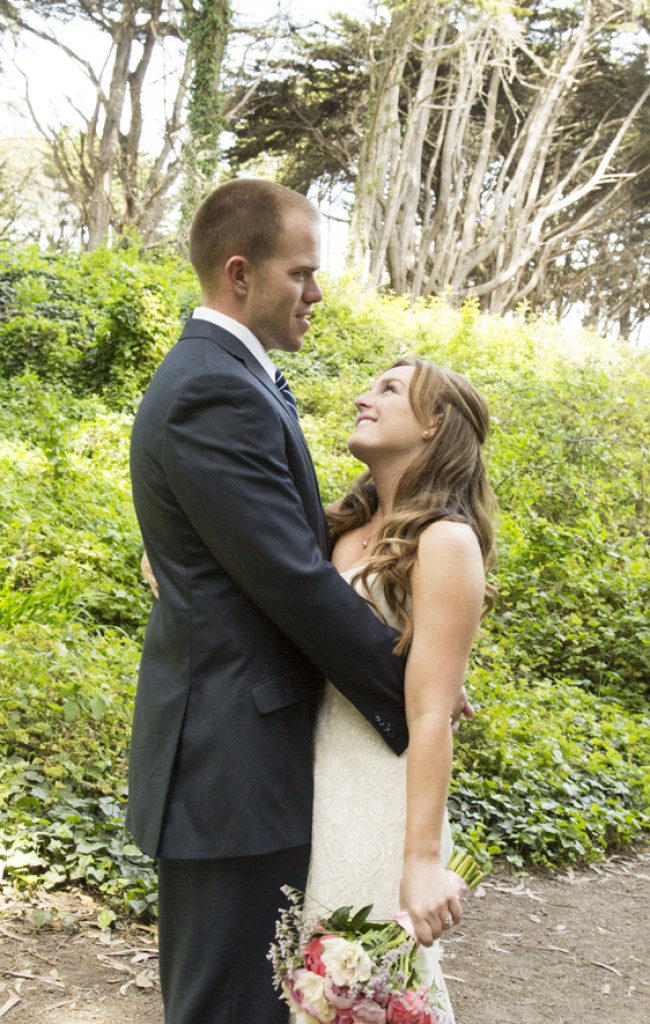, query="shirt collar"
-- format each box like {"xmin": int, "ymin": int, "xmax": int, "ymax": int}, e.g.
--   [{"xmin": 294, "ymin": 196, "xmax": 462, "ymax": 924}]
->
[{"xmin": 192, "ymin": 306, "xmax": 275, "ymax": 380}]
